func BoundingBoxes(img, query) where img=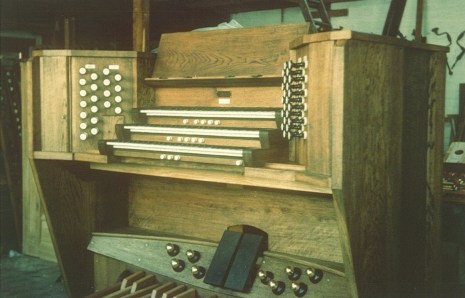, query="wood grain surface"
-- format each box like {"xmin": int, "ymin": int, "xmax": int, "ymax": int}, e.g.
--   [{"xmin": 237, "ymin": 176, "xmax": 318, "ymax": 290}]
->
[
  {"xmin": 128, "ymin": 176, "xmax": 343, "ymax": 263},
  {"xmin": 152, "ymin": 23, "xmax": 308, "ymax": 79}
]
